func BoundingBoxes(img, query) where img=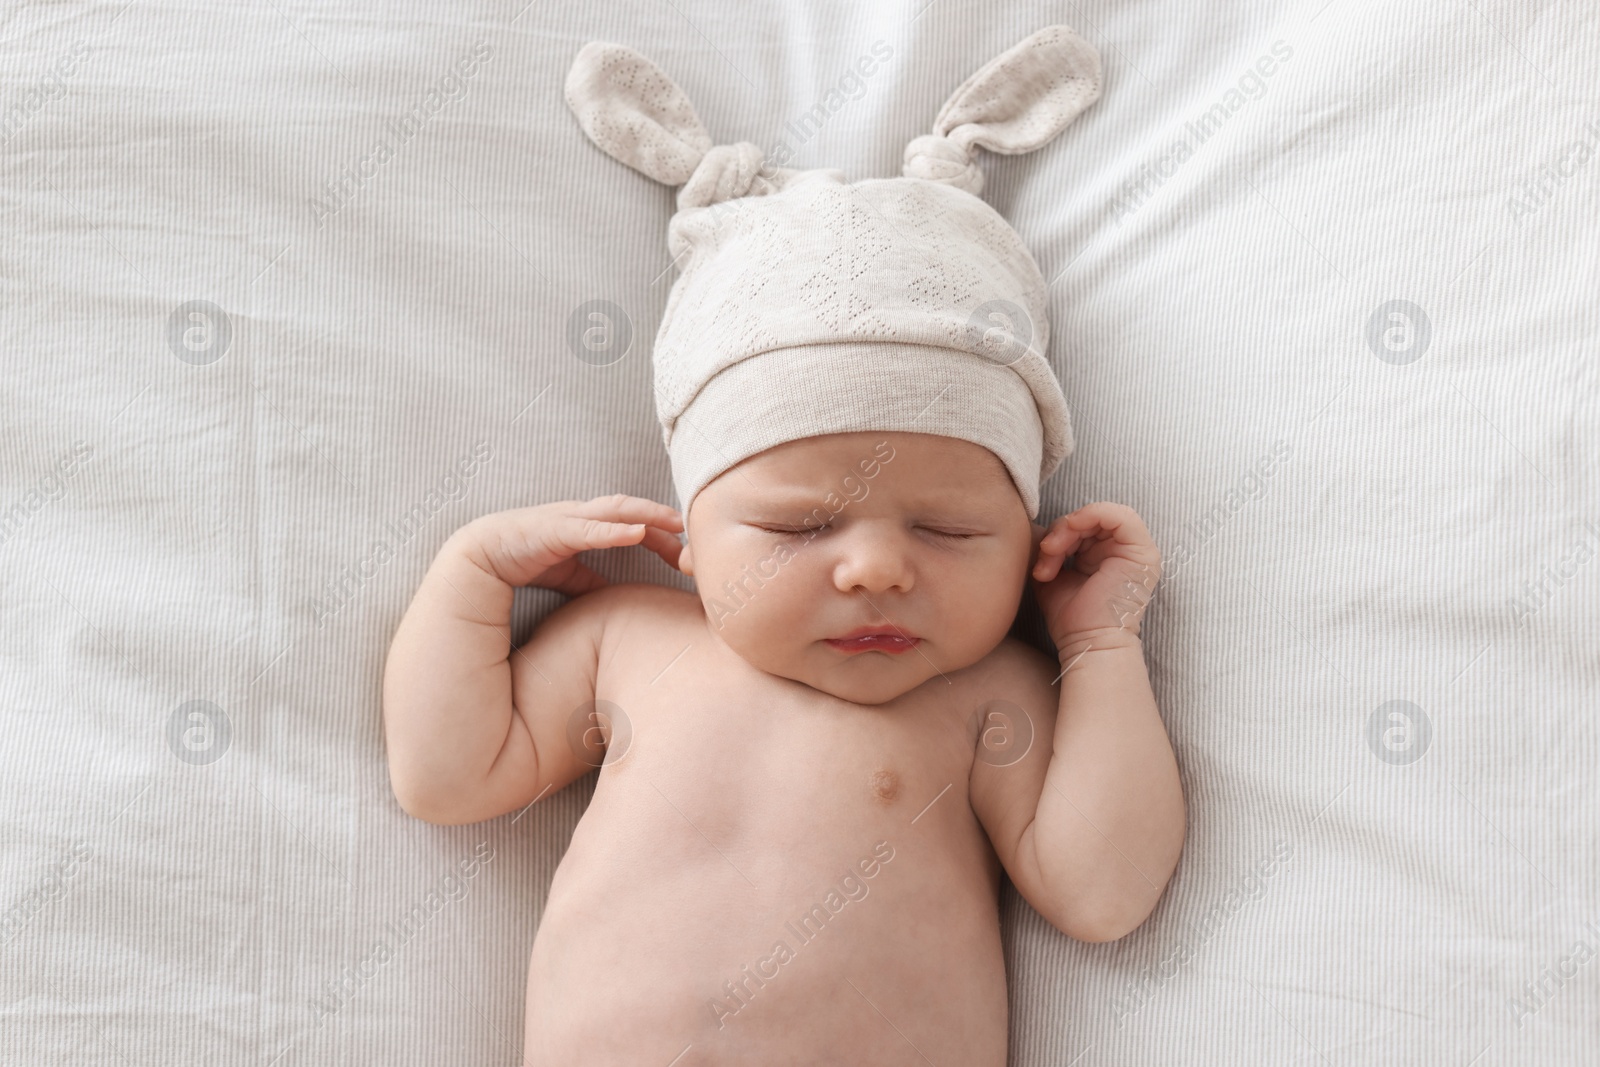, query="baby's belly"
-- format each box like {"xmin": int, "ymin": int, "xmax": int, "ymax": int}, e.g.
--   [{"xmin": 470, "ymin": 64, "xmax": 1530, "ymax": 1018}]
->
[{"xmin": 523, "ymin": 746, "xmax": 1008, "ymax": 1064}]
